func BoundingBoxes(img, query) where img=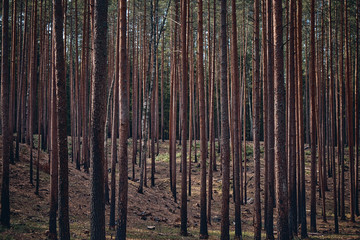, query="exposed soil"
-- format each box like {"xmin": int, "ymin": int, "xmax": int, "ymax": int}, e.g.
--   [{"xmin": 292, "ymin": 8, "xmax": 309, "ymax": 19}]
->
[{"xmin": 0, "ymin": 137, "xmax": 359, "ymax": 239}]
